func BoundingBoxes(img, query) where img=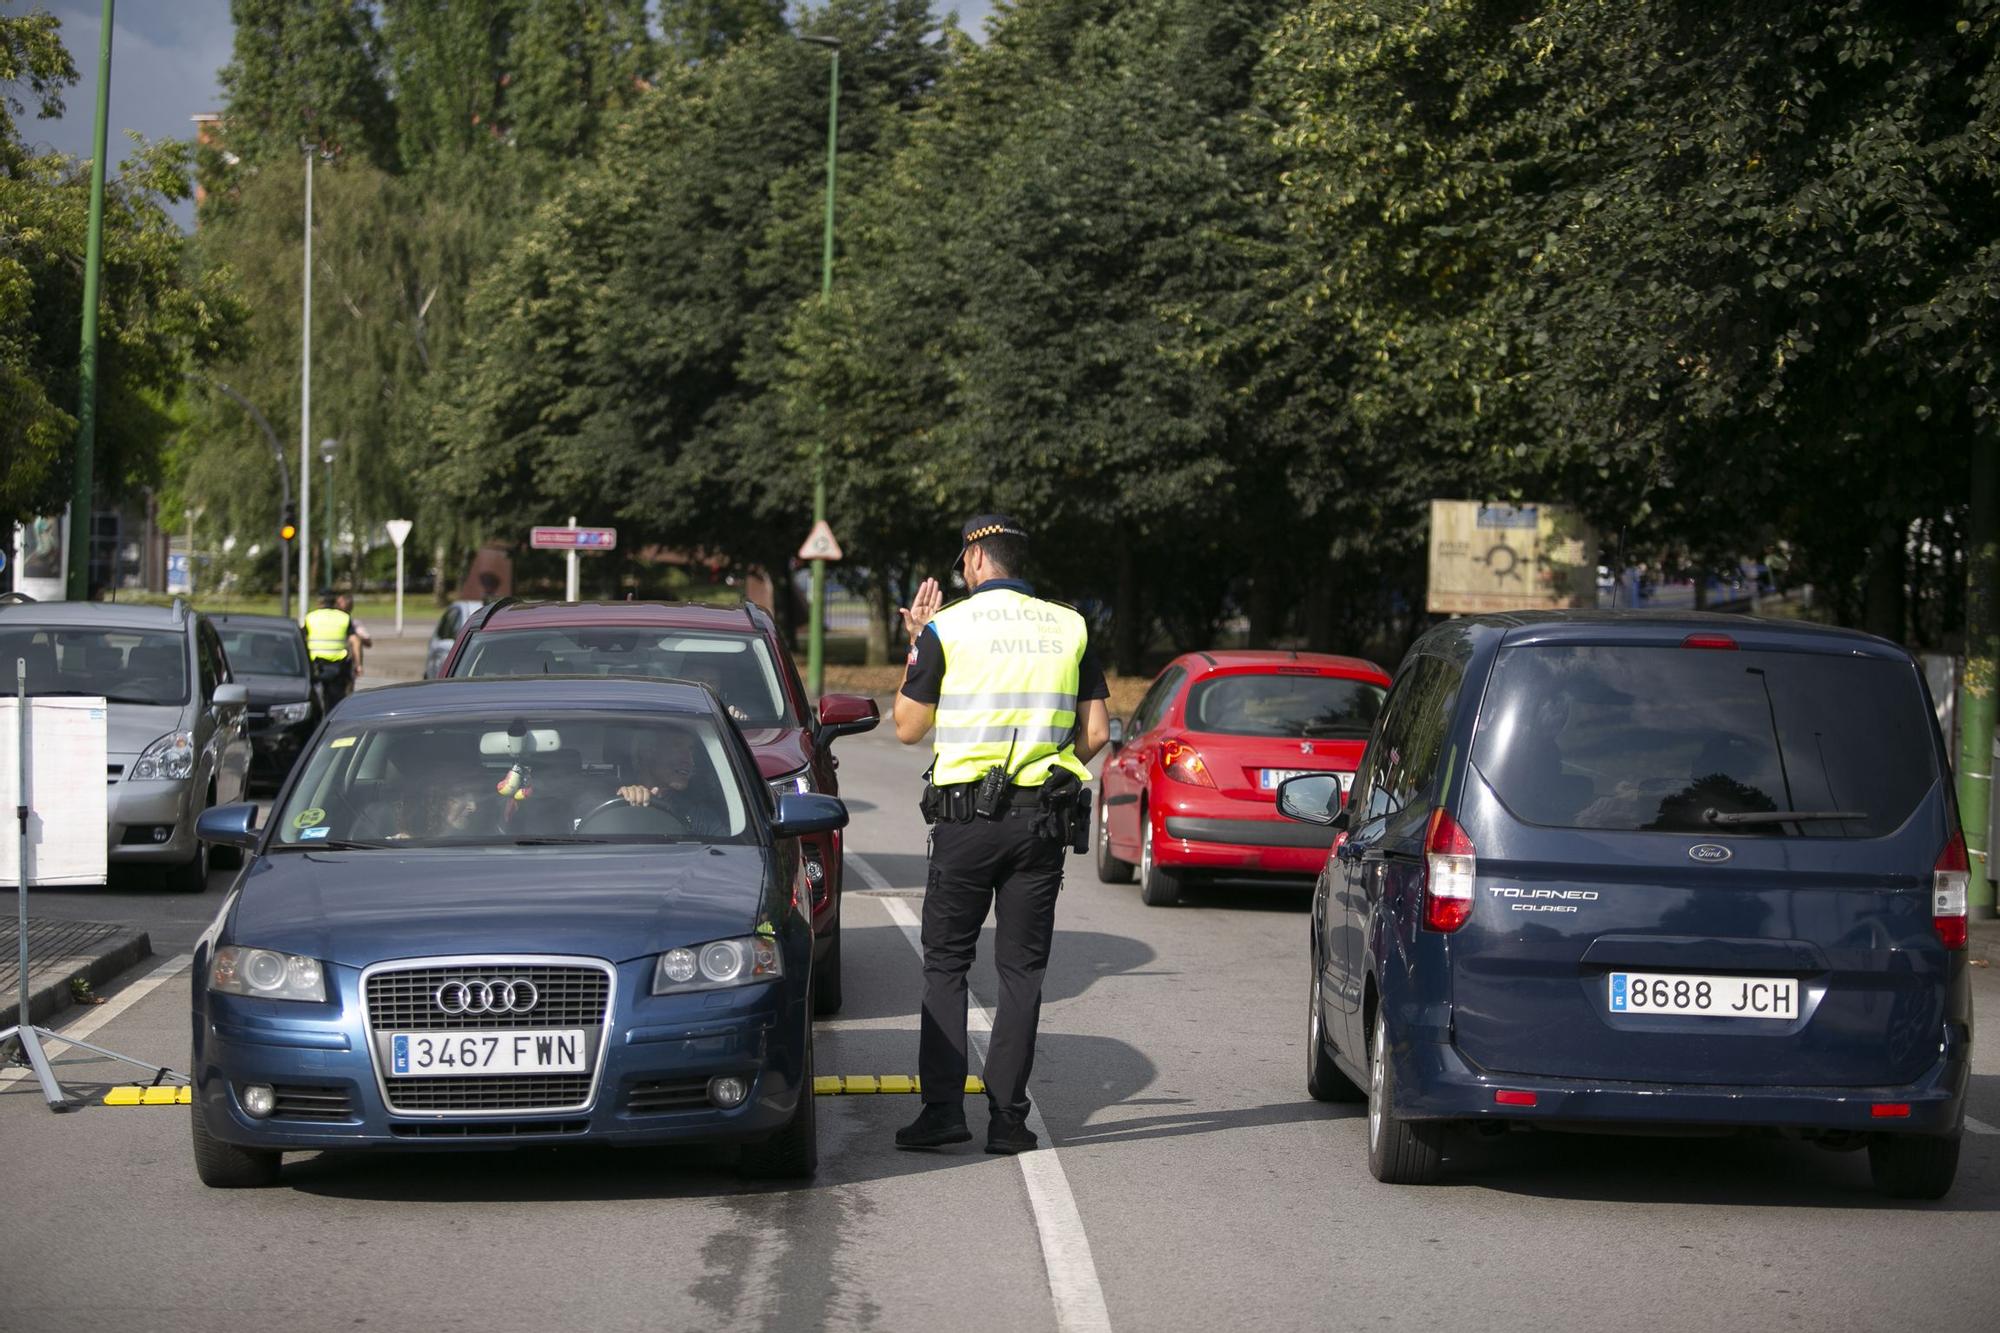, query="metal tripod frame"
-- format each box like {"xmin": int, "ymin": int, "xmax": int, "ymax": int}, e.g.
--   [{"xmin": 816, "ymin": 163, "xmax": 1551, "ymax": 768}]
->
[{"xmin": 3, "ymin": 657, "xmax": 185, "ymax": 1110}]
